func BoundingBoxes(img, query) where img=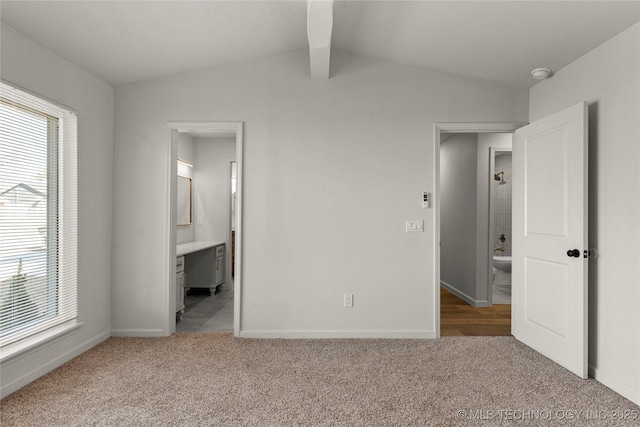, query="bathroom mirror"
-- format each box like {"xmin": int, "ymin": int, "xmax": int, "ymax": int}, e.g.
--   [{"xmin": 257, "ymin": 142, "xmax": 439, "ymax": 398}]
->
[{"xmin": 177, "ymin": 175, "xmax": 192, "ymax": 226}]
